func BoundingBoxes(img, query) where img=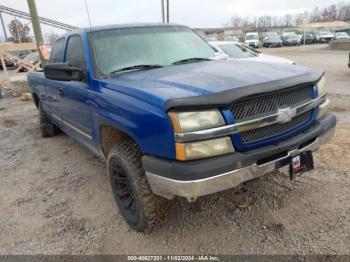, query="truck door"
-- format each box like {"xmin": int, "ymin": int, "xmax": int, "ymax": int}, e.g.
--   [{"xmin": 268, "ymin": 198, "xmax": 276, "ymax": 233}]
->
[
  {"xmin": 58, "ymin": 35, "xmax": 95, "ymax": 150},
  {"xmin": 45, "ymin": 38, "xmax": 65, "ymax": 118}
]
